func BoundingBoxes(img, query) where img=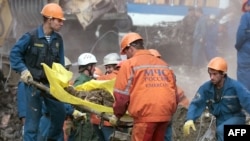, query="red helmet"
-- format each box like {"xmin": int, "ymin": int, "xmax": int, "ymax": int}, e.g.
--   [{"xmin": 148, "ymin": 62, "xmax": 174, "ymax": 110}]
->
[{"xmin": 120, "ymin": 32, "xmax": 143, "ymax": 55}]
